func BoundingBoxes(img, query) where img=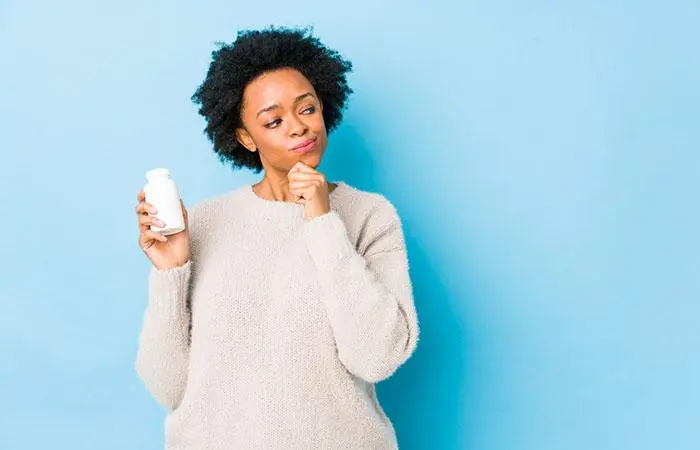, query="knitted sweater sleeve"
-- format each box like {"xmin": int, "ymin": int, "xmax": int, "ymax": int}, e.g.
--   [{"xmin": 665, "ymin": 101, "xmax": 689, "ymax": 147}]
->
[
  {"xmin": 302, "ymin": 199, "xmax": 419, "ymax": 383},
  {"xmin": 134, "ymin": 259, "xmax": 192, "ymax": 410}
]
